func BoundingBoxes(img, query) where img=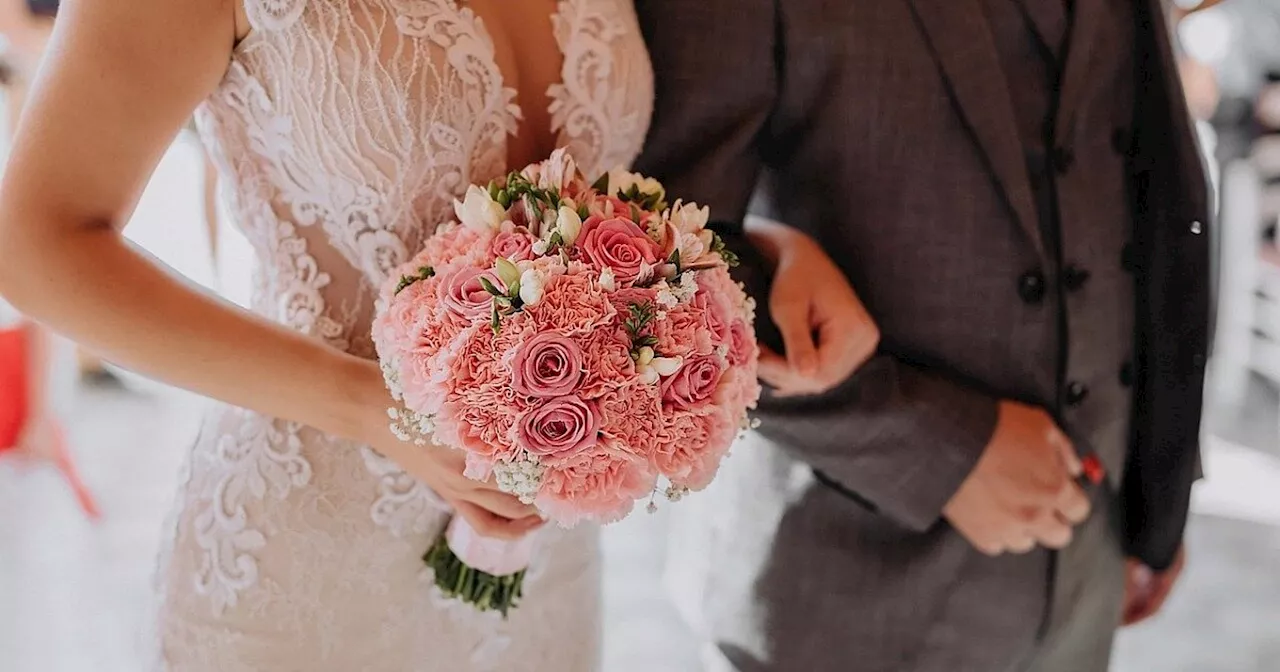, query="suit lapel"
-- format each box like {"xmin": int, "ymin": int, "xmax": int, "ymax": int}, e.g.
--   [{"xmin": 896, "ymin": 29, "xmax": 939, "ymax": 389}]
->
[
  {"xmin": 1012, "ymin": 0, "xmax": 1069, "ymax": 62},
  {"xmin": 907, "ymin": 0, "xmax": 1044, "ymax": 257},
  {"xmin": 1053, "ymin": 0, "xmax": 1103, "ymax": 140}
]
